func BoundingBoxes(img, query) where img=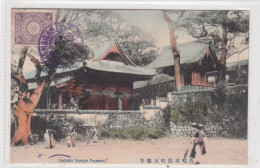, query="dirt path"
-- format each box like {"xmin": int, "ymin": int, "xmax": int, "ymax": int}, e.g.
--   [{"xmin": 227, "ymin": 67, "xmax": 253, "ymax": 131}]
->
[{"xmin": 10, "ymin": 135, "xmax": 247, "ymax": 165}]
